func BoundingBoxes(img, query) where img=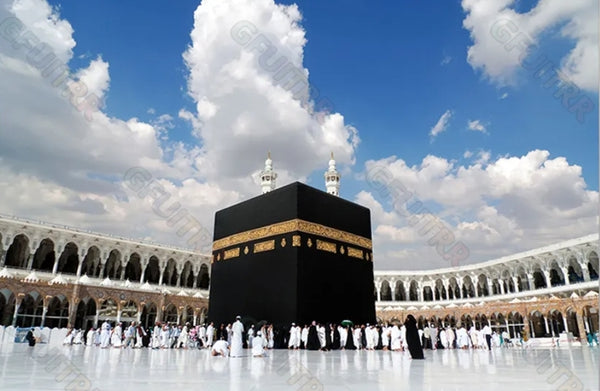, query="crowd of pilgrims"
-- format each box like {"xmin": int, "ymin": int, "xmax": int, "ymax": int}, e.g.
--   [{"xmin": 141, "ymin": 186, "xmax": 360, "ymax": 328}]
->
[{"xmin": 62, "ymin": 314, "xmax": 503, "ymax": 358}]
